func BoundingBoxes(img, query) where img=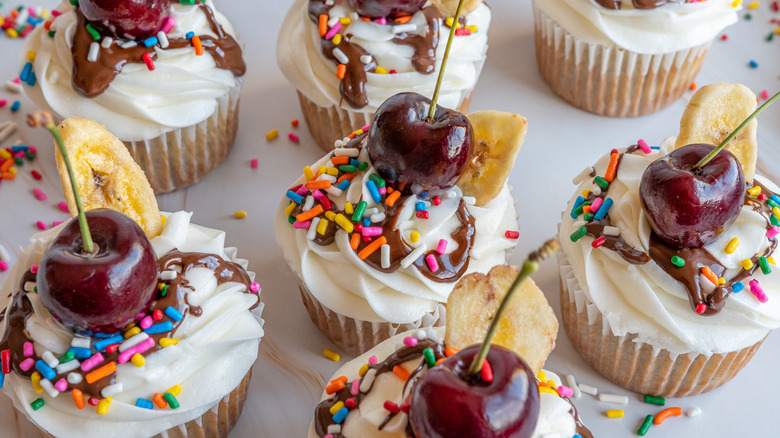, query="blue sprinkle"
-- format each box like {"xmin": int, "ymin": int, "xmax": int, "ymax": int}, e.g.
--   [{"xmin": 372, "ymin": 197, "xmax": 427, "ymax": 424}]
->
[
  {"xmin": 286, "ymin": 190, "xmax": 304, "ymax": 204},
  {"xmin": 92, "ymin": 332, "xmax": 112, "ymax": 338},
  {"xmin": 10, "ymin": 145, "xmax": 28, "ymax": 152},
  {"xmin": 349, "ymin": 158, "xmax": 360, "ymax": 167},
  {"xmin": 749, "ymin": 60, "xmax": 758, "ymax": 68},
  {"xmin": 337, "ymin": 179, "xmax": 351, "ymax": 191},
  {"xmin": 186, "ymin": 31, "xmax": 195, "ymax": 39},
  {"xmin": 26, "ymin": 72, "xmax": 36, "ymax": 87},
  {"xmin": 164, "ymin": 306, "xmax": 183, "ymax": 322},
  {"xmin": 0, "ymin": 373, "xmax": 4, "ymax": 389},
  {"xmin": 93, "ymin": 335, "xmax": 123, "ymax": 352},
  {"xmin": 333, "ymin": 406, "xmax": 349, "ymax": 423},
  {"xmin": 362, "ymin": 217, "xmax": 371, "ymax": 227},
  {"xmin": 67, "ymin": 347, "xmax": 92, "ymax": 359},
  {"xmin": 771, "ymin": 195, "xmax": 780, "ymax": 205},
  {"xmin": 570, "ymin": 196, "xmax": 585, "ymax": 219},
  {"xmin": 20, "ymin": 62, "xmax": 32, "ymax": 82},
  {"xmin": 419, "ymin": 191, "xmax": 428, "ymax": 199},
  {"xmin": 28, "ymin": 17, "xmax": 44, "ymax": 26},
  {"xmin": 366, "ymin": 180, "xmax": 382, "ymax": 204},
  {"xmin": 35, "ymin": 360, "xmax": 56, "ymax": 380},
  {"xmin": 415, "ymin": 201, "xmax": 426, "ymax": 211},
  {"xmin": 143, "ymin": 36, "xmax": 159, "ymax": 47},
  {"xmin": 593, "ymin": 197, "xmax": 613, "ymax": 221},
  {"xmin": 135, "ymin": 398, "xmax": 154, "ymax": 409},
  {"xmin": 574, "ymin": 435, "xmax": 583, "ymax": 438},
  {"xmin": 10, "ymin": 101, "xmax": 20, "ymax": 113},
  {"xmin": 650, "ymin": 146, "xmax": 660, "ymax": 150},
  {"xmin": 732, "ymin": 282, "xmax": 744, "ymax": 293},
  {"xmin": 145, "ymin": 321, "xmax": 174, "ymax": 335}
]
